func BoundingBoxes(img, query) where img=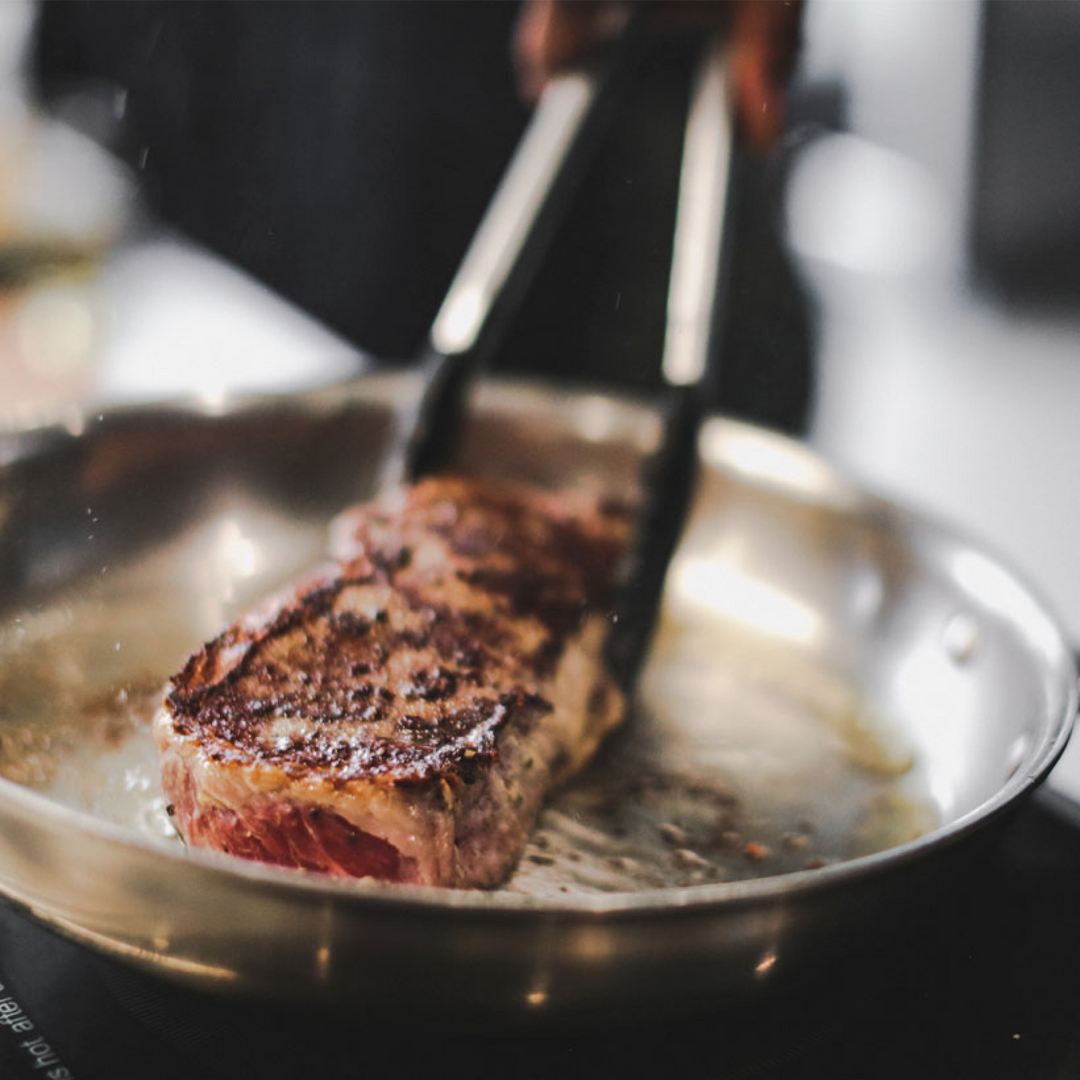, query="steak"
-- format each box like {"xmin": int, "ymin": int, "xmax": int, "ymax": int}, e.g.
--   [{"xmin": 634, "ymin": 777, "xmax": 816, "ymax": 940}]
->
[{"xmin": 154, "ymin": 475, "xmax": 628, "ymax": 887}]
